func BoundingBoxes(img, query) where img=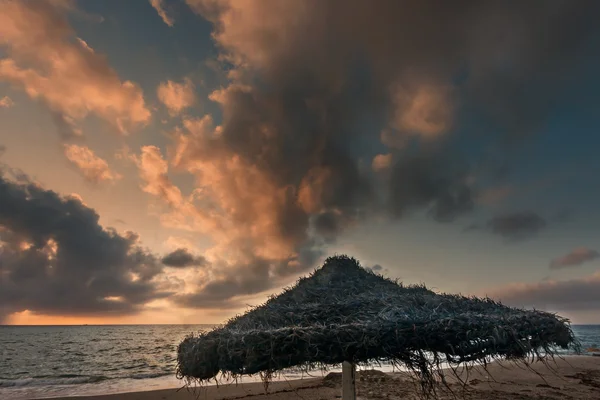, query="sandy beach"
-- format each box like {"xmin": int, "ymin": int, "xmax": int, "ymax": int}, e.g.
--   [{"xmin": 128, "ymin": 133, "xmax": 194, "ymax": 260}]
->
[{"xmin": 40, "ymin": 355, "xmax": 600, "ymax": 400}]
